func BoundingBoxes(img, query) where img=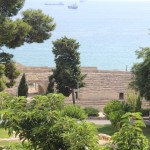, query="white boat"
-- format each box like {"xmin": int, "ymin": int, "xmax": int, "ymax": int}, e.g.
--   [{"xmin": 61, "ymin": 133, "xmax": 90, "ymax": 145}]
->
[
  {"xmin": 44, "ymin": 2, "xmax": 64, "ymax": 6},
  {"xmin": 68, "ymin": 4, "xmax": 78, "ymax": 9}
]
